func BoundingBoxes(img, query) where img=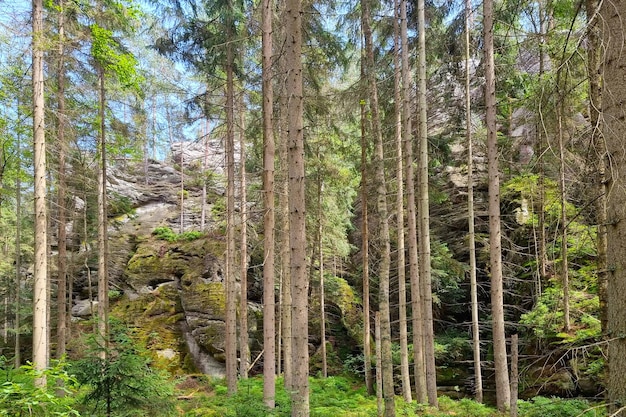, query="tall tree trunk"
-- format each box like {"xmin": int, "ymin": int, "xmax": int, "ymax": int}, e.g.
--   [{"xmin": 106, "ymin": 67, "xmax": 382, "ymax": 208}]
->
[
  {"xmin": 465, "ymin": 0, "xmax": 483, "ymax": 403},
  {"xmin": 225, "ymin": 8, "xmax": 238, "ymax": 393},
  {"xmin": 585, "ymin": 0, "xmax": 606, "ymax": 334},
  {"xmin": 484, "ymin": 0, "xmax": 510, "ymax": 410},
  {"xmin": 201, "ymin": 118, "xmax": 209, "ymax": 231},
  {"xmin": 360, "ymin": 56, "xmax": 374, "ymax": 396},
  {"xmin": 14, "ymin": 113, "xmax": 22, "ymax": 368},
  {"xmin": 393, "ymin": 0, "xmax": 411, "ymax": 402},
  {"xmin": 262, "ymin": 0, "xmax": 276, "ymax": 404},
  {"xmin": 239, "ymin": 94, "xmax": 249, "ymax": 380},
  {"xmin": 318, "ymin": 178, "xmax": 327, "ymax": 378},
  {"xmin": 416, "ymin": 0, "xmax": 437, "ymax": 406},
  {"xmin": 557, "ymin": 105, "xmax": 570, "ymax": 332},
  {"xmin": 32, "ymin": 0, "xmax": 49, "ymax": 382},
  {"xmin": 601, "ymin": 1, "xmax": 626, "ymax": 413},
  {"xmin": 285, "ymin": 0, "xmax": 308, "ymax": 414},
  {"xmin": 401, "ymin": 0, "xmax": 426, "ymax": 403},
  {"xmin": 97, "ymin": 65, "xmax": 109, "ymax": 358},
  {"xmin": 375, "ymin": 312, "xmax": 383, "ymax": 416},
  {"xmin": 56, "ymin": 0, "xmax": 68, "ymax": 359},
  {"xmin": 363, "ymin": 0, "xmax": 395, "ymax": 414}
]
